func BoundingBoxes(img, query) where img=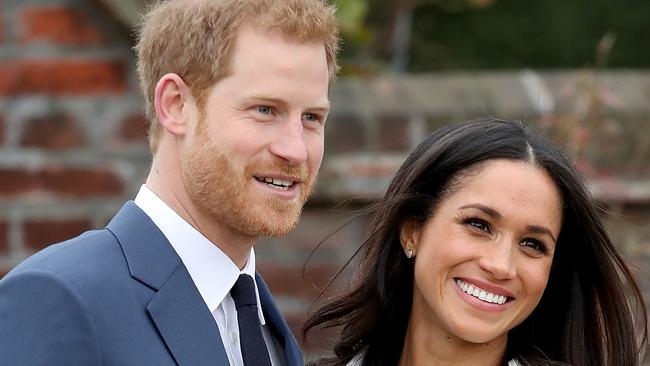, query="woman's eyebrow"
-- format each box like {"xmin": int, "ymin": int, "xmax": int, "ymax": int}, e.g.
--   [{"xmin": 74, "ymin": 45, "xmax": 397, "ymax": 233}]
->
[
  {"xmin": 458, "ymin": 203, "xmax": 502, "ymax": 219},
  {"xmin": 459, "ymin": 203, "xmax": 557, "ymax": 242},
  {"xmin": 526, "ymin": 225, "xmax": 557, "ymax": 243}
]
